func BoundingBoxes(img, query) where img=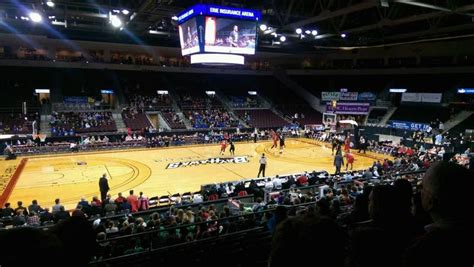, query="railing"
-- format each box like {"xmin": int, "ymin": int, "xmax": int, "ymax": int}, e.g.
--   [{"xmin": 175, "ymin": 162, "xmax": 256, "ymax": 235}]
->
[{"xmin": 90, "ymin": 200, "xmax": 319, "ymax": 265}]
